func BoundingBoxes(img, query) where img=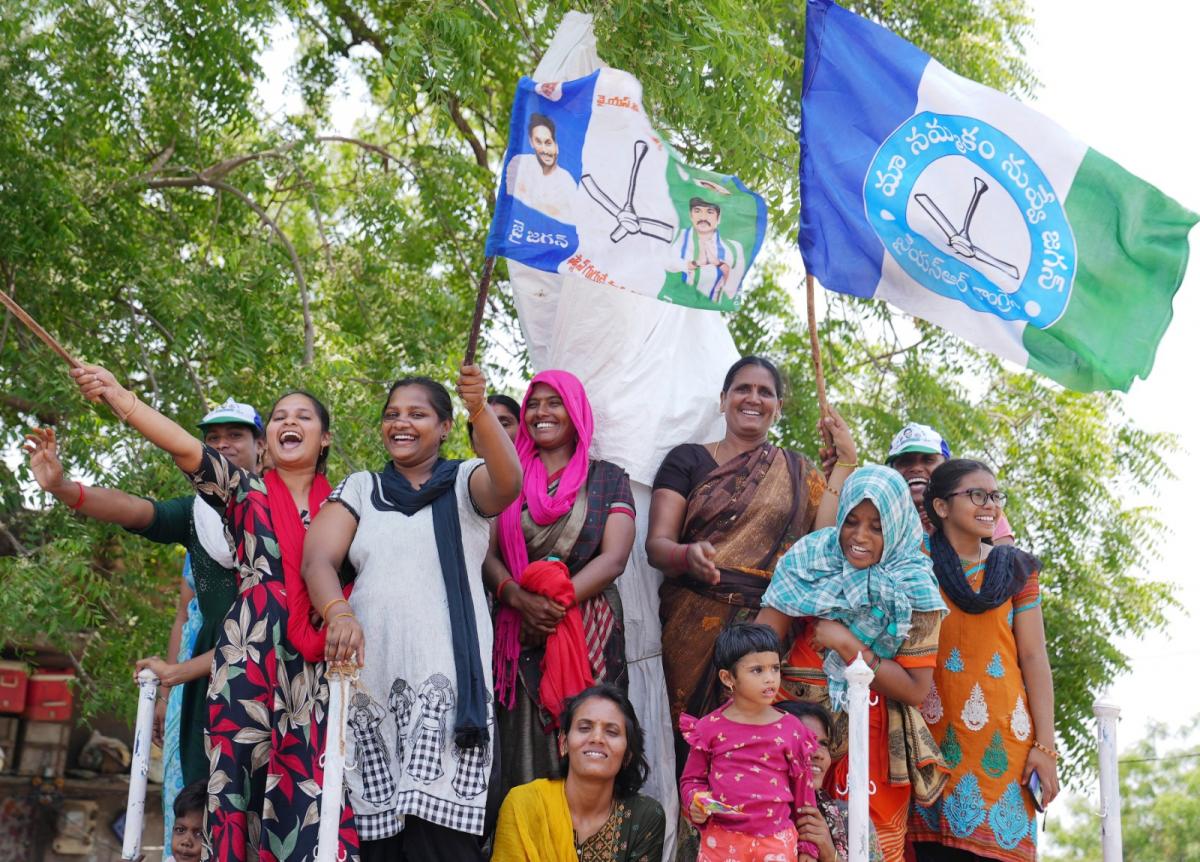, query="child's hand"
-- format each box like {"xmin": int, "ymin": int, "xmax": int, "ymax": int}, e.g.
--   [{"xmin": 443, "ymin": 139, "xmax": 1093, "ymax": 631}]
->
[{"xmin": 688, "ymin": 791, "xmax": 712, "ymax": 825}]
